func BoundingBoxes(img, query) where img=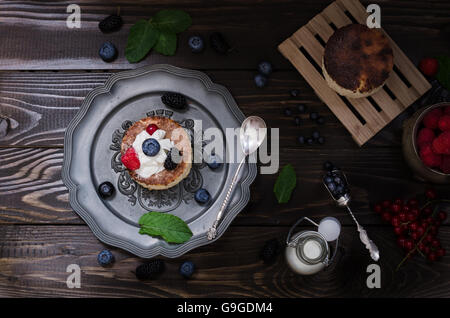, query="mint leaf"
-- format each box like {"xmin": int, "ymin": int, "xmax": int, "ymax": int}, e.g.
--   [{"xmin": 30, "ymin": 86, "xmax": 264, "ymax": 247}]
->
[
  {"xmin": 273, "ymin": 164, "xmax": 296, "ymax": 203},
  {"xmin": 125, "ymin": 19, "xmax": 159, "ymax": 63},
  {"xmin": 436, "ymin": 55, "xmax": 450, "ymax": 91},
  {"xmin": 152, "ymin": 9, "xmax": 192, "ymax": 33},
  {"xmin": 154, "ymin": 31, "xmax": 177, "ymax": 56},
  {"xmin": 138, "ymin": 212, "xmax": 193, "ymax": 244}
]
